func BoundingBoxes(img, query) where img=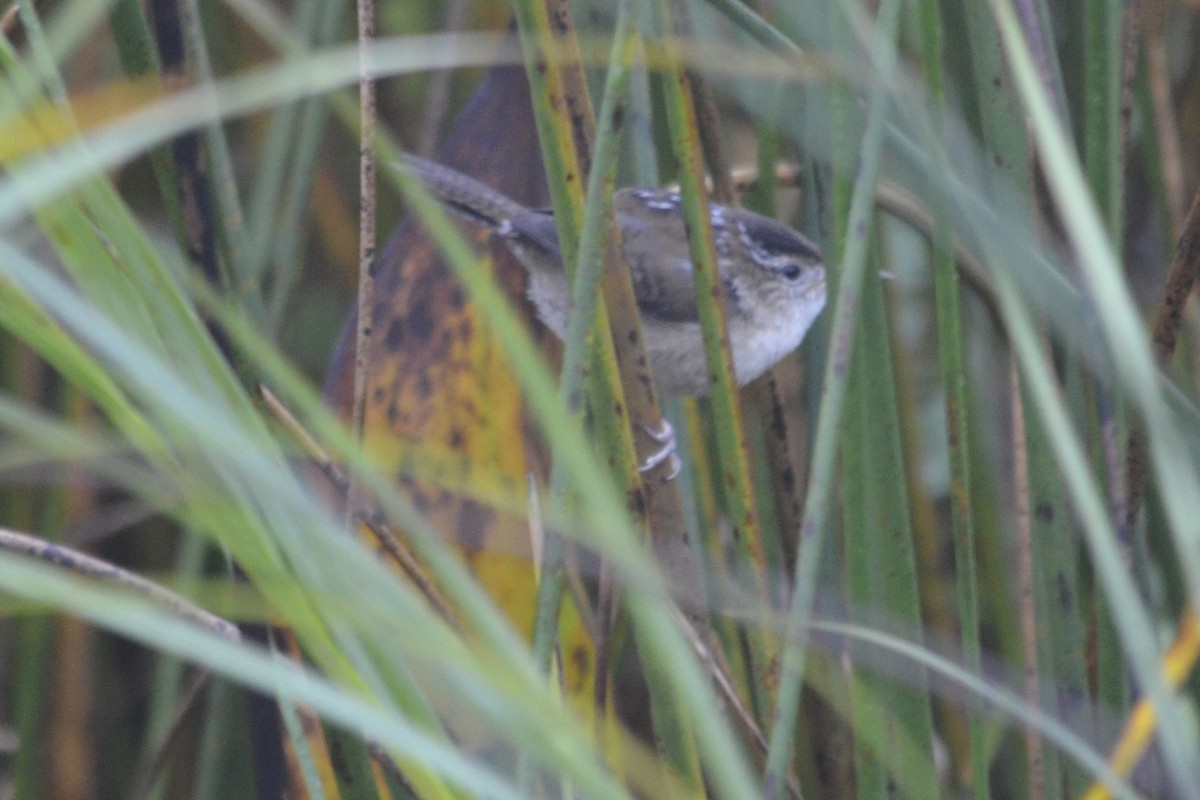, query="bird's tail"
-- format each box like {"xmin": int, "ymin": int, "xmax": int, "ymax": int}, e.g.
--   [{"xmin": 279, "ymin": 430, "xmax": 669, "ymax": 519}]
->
[{"xmin": 396, "ymin": 154, "xmax": 528, "ymax": 231}]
